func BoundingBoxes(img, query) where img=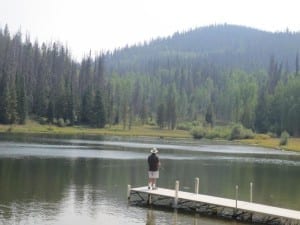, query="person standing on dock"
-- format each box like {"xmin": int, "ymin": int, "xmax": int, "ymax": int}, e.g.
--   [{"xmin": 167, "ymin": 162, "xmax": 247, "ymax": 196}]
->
[{"xmin": 148, "ymin": 147, "xmax": 160, "ymax": 190}]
